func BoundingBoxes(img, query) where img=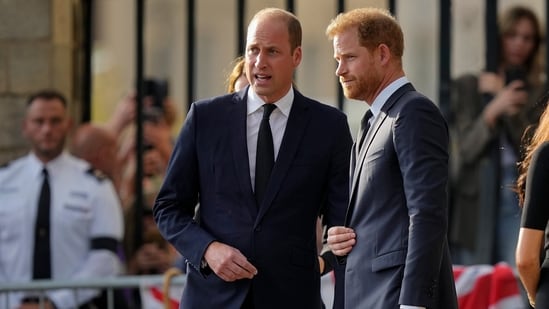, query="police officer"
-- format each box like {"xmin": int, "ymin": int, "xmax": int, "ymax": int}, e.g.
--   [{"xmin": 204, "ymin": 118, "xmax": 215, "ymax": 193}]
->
[{"xmin": 0, "ymin": 90, "xmax": 124, "ymax": 309}]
